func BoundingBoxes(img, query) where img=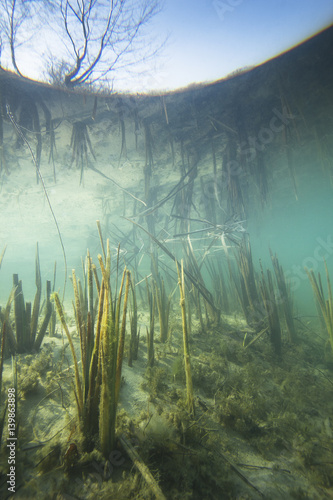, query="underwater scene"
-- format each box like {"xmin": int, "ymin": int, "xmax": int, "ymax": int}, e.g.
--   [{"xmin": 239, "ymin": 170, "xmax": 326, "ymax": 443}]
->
[{"xmin": 0, "ymin": 26, "xmax": 333, "ymax": 500}]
